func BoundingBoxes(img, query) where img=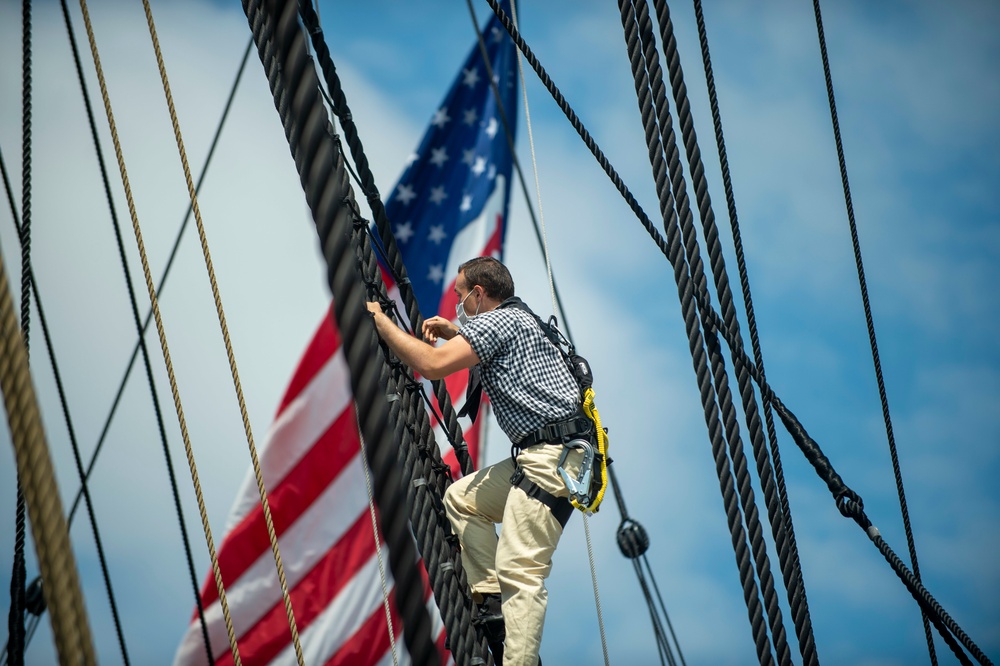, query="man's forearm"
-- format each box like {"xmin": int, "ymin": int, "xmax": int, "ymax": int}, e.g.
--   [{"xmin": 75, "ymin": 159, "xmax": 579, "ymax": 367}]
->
[{"xmin": 372, "ymin": 311, "xmax": 435, "ymax": 375}]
